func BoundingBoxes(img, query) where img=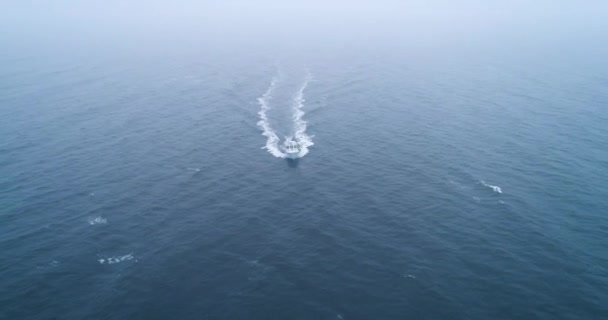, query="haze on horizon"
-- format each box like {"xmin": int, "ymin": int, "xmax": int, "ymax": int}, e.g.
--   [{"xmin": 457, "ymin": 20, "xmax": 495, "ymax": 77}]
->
[{"xmin": 2, "ymin": 0, "xmax": 607, "ymax": 55}]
